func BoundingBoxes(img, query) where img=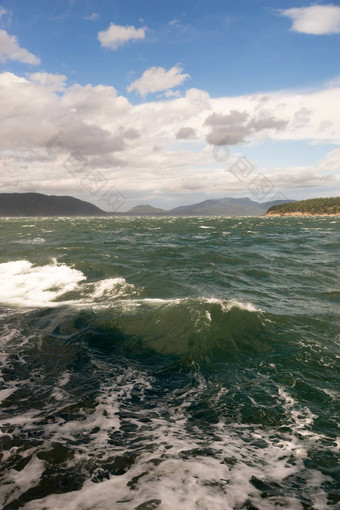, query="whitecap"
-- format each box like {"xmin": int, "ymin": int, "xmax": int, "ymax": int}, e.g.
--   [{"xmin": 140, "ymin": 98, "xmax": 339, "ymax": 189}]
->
[
  {"xmin": 0, "ymin": 260, "xmax": 85, "ymax": 308},
  {"xmin": 18, "ymin": 237, "xmax": 46, "ymax": 245},
  {"xmin": 0, "ymin": 260, "xmax": 138, "ymax": 309}
]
